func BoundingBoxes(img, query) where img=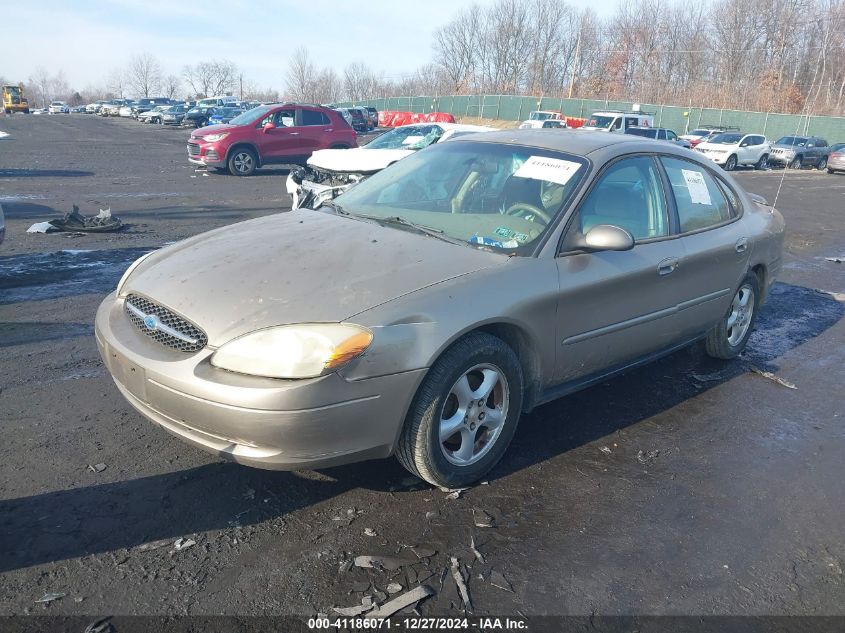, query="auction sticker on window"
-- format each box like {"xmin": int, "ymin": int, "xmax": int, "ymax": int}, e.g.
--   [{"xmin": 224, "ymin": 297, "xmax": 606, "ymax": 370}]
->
[
  {"xmin": 514, "ymin": 156, "xmax": 581, "ymax": 185},
  {"xmin": 682, "ymin": 169, "xmax": 712, "ymax": 205}
]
